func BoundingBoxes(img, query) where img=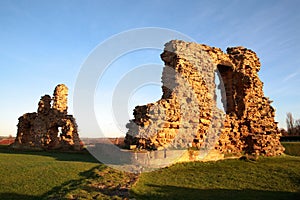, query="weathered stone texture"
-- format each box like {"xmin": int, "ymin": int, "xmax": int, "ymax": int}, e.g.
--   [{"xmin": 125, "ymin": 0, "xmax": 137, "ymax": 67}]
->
[
  {"xmin": 125, "ymin": 40, "xmax": 284, "ymax": 157},
  {"xmin": 52, "ymin": 84, "xmax": 68, "ymax": 114},
  {"xmin": 13, "ymin": 84, "xmax": 82, "ymax": 150}
]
